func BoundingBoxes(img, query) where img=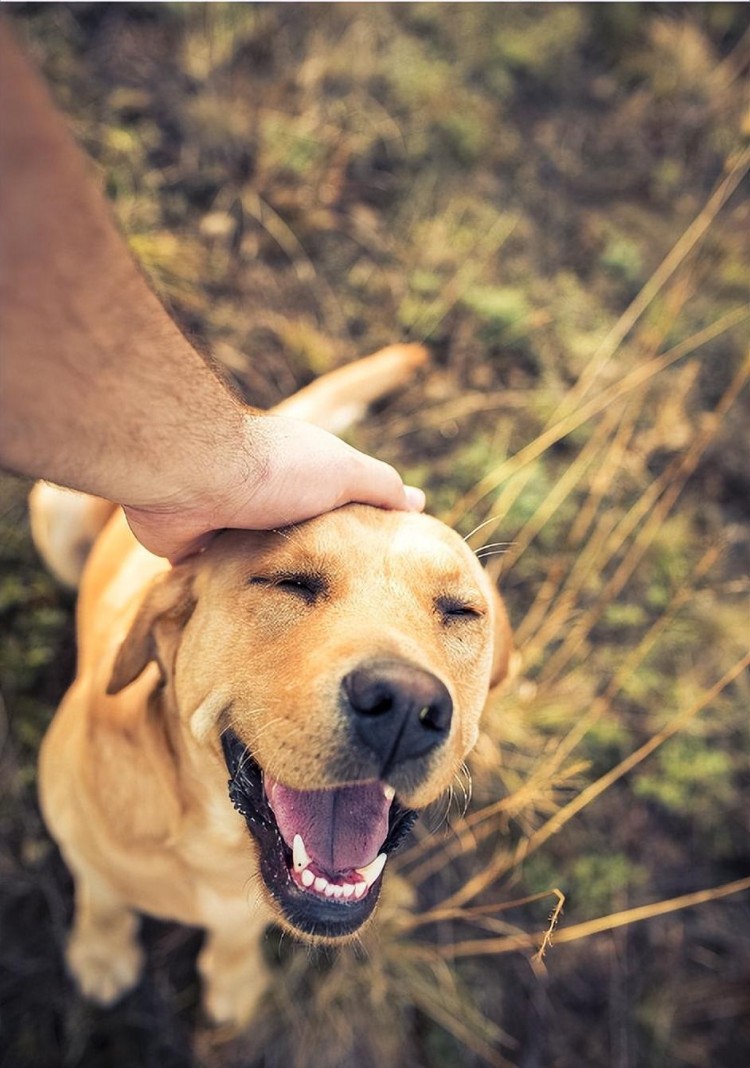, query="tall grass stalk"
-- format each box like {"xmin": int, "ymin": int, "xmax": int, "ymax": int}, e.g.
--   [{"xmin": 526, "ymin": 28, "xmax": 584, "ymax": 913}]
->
[
  {"xmin": 473, "ymin": 272, "xmax": 694, "ymax": 559},
  {"xmin": 447, "ymin": 303, "xmax": 748, "ymax": 528},
  {"xmin": 537, "ymin": 352, "xmax": 750, "ymax": 683},
  {"xmin": 403, "ymin": 876, "xmax": 750, "ymax": 962}
]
